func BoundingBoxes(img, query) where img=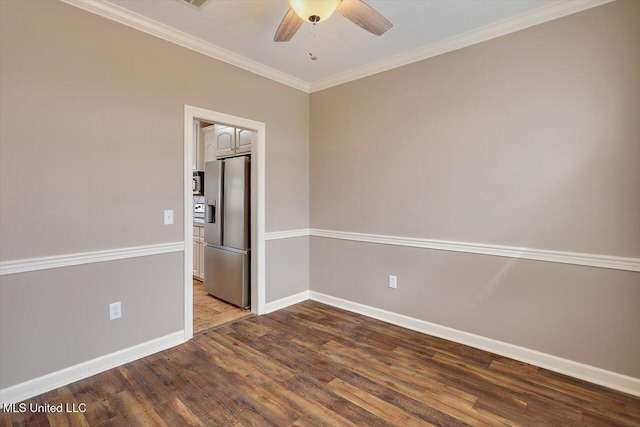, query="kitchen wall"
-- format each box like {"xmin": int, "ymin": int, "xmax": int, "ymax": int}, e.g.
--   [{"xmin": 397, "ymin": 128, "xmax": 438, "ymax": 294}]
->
[
  {"xmin": 310, "ymin": 1, "xmax": 640, "ymax": 378},
  {"xmin": 0, "ymin": 0, "xmax": 308, "ymax": 389}
]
